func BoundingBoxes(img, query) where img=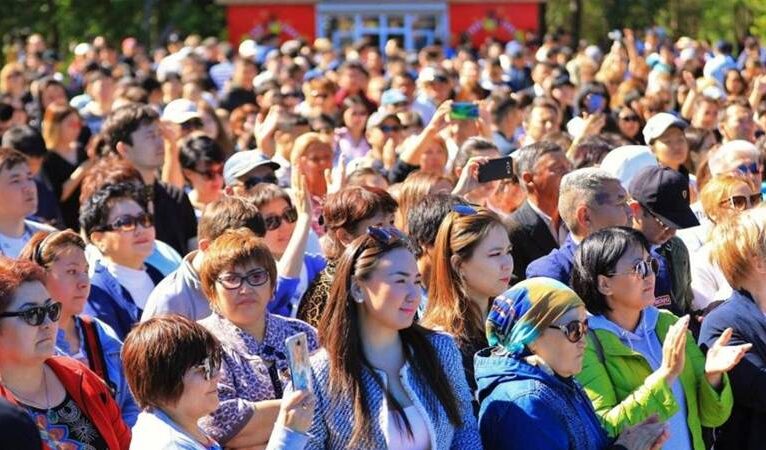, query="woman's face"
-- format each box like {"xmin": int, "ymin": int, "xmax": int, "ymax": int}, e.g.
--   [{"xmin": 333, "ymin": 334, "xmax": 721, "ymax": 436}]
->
[
  {"xmin": 185, "ymin": 162, "xmax": 224, "ymax": 199},
  {"xmin": 201, "ymin": 111, "xmax": 219, "ymax": 139},
  {"xmin": 213, "ymin": 261, "xmax": 273, "ymax": 328},
  {"xmin": 60, "ymin": 112, "xmax": 82, "ymax": 145},
  {"xmin": 652, "ymin": 127, "xmax": 689, "ymax": 170},
  {"xmin": 617, "ymin": 109, "xmax": 641, "ymax": 139},
  {"xmin": 716, "ymin": 181, "xmax": 760, "ymax": 220},
  {"xmin": 45, "ymin": 246, "xmax": 90, "ymax": 317},
  {"xmin": 343, "ymin": 105, "xmax": 368, "ymax": 130},
  {"xmin": 42, "ymin": 85, "xmax": 67, "ymax": 108},
  {"xmin": 601, "ymin": 245, "xmax": 656, "ymax": 312},
  {"xmin": 460, "ymin": 225, "xmax": 514, "ymax": 300},
  {"xmin": 358, "ymin": 247, "xmax": 422, "ymax": 331},
  {"xmin": 260, "ymin": 198, "xmax": 296, "ymax": 258},
  {"xmin": 529, "ymin": 306, "xmax": 587, "ymax": 377},
  {"xmin": 725, "ymin": 71, "xmax": 745, "ymax": 95},
  {"xmin": 301, "ymin": 142, "xmax": 333, "ymax": 196},
  {"xmin": 93, "ymin": 199, "xmax": 155, "ymax": 267},
  {"xmin": 168, "ymin": 358, "xmax": 221, "ymax": 421},
  {"xmin": 0, "ymin": 281, "xmax": 58, "ymax": 365},
  {"xmin": 419, "ymin": 143, "xmax": 448, "ymax": 174}
]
